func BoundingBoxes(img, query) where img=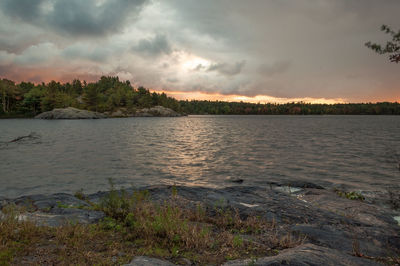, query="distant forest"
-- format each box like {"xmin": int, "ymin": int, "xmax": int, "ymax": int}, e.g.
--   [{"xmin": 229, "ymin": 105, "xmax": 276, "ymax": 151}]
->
[{"xmin": 1, "ymin": 76, "xmax": 400, "ymax": 117}]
